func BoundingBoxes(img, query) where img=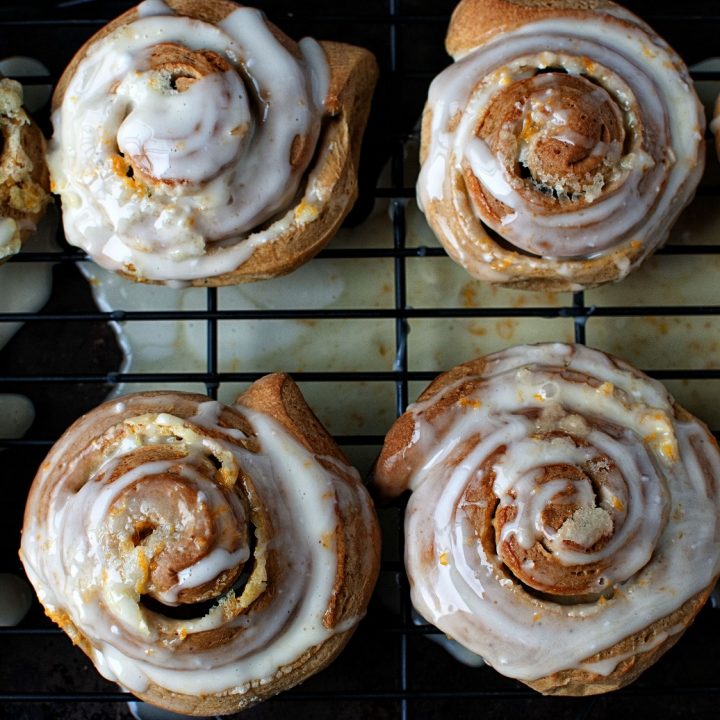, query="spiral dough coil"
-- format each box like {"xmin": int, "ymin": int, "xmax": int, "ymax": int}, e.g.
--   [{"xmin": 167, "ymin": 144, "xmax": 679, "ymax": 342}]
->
[
  {"xmin": 417, "ymin": 0, "xmax": 705, "ymax": 291},
  {"xmin": 373, "ymin": 343, "xmax": 720, "ymax": 695},
  {"xmin": 20, "ymin": 375, "xmax": 380, "ymax": 715},
  {"xmin": 48, "ymin": 0, "xmax": 378, "ymax": 285}
]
